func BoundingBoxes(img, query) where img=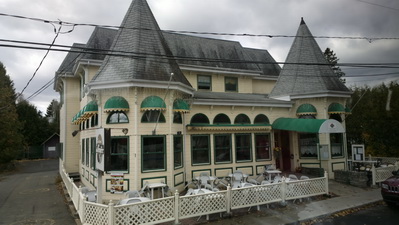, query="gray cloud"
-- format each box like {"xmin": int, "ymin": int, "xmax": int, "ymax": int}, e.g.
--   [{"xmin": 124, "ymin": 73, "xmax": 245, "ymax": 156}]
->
[{"xmin": 0, "ymin": 0, "xmax": 398, "ymax": 112}]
